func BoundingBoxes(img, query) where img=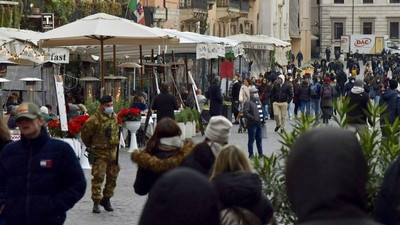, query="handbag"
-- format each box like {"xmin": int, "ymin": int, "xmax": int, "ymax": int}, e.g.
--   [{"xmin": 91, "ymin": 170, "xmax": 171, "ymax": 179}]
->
[{"xmin": 262, "ymin": 124, "xmax": 268, "ymax": 139}]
